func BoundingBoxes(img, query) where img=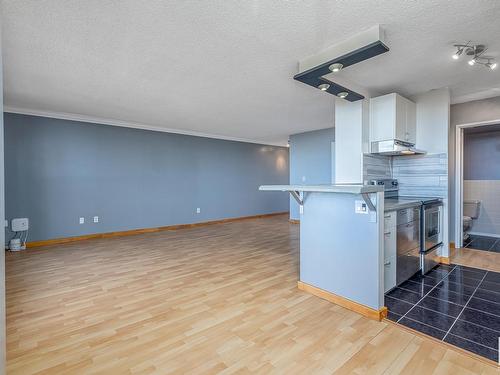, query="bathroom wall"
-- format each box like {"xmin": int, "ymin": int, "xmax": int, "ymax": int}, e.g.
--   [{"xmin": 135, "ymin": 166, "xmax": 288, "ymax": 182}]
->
[{"xmin": 463, "ymin": 128, "xmax": 500, "ymax": 237}]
